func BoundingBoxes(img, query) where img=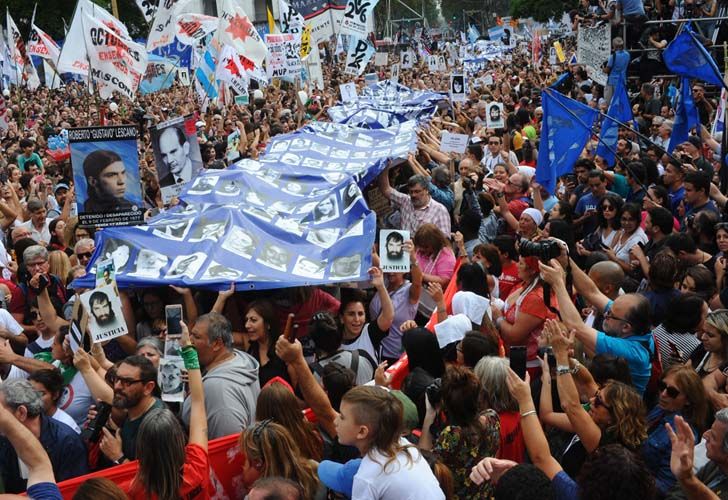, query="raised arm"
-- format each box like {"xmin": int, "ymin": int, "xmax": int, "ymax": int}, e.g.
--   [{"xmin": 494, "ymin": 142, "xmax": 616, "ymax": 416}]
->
[
  {"xmin": 370, "ymin": 267, "xmax": 394, "ymax": 332},
  {"xmin": 406, "ymin": 240, "xmax": 423, "ymax": 304},
  {"xmin": 181, "ymin": 321, "xmax": 207, "ymax": 451},
  {"xmin": 538, "ymin": 354, "xmax": 574, "ymax": 432},
  {"xmin": 276, "ymin": 337, "xmax": 338, "ymax": 438},
  {"xmin": 540, "ymin": 260, "xmax": 599, "ymax": 355},
  {"xmin": 506, "ymin": 368, "xmax": 564, "ymax": 480},
  {"xmin": 73, "ymin": 348, "xmax": 113, "ymax": 404},
  {"xmin": 547, "ymin": 320, "xmax": 603, "ymax": 453},
  {"xmin": 567, "ymin": 257, "xmax": 610, "ymax": 312},
  {"xmin": 0, "ymin": 338, "xmax": 54, "ymax": 375},
  {"xmin": 211, "ymin": 283, "xmax": 236, "ymax": 314}
]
